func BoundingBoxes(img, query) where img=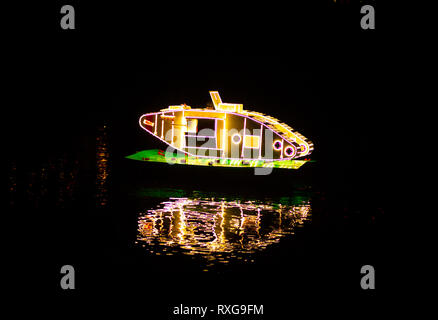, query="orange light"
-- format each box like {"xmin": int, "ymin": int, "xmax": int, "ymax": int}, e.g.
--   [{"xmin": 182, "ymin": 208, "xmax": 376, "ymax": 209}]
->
[{"xmin": 160, "ymin": 115, "xmax": 175, "ymax": 120}]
